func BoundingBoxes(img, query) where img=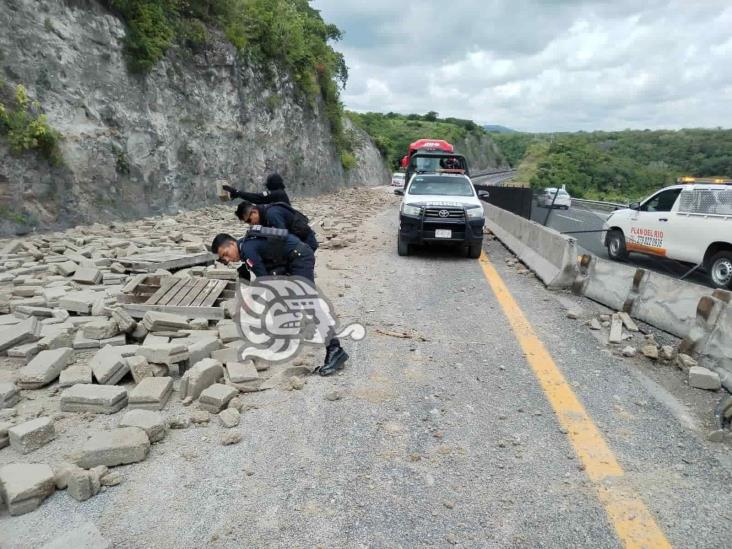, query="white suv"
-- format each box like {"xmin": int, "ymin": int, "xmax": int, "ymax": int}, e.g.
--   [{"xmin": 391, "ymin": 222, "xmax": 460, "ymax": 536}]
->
[{"xmin": 603, "ymin": 183, "xmax": 732, "ymax": 288}]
